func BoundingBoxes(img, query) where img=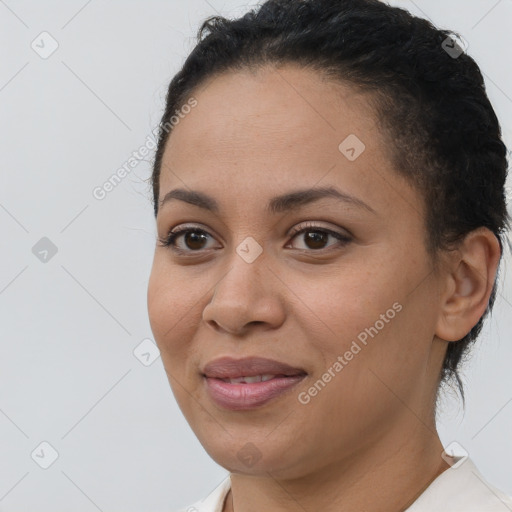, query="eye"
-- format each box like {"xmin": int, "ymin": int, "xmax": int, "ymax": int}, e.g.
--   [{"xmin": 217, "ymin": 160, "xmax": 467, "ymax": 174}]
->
[
  {"xmin": 157, "ymin": 225, "xmax": 219, "ymax": 254},
  {"xmin": 286, "ymin": 221, "xmax": 352, "ymax": 251},
  {"xmin": 157, "ymin": 222, "xmax": 352, "ymax": 255}
]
